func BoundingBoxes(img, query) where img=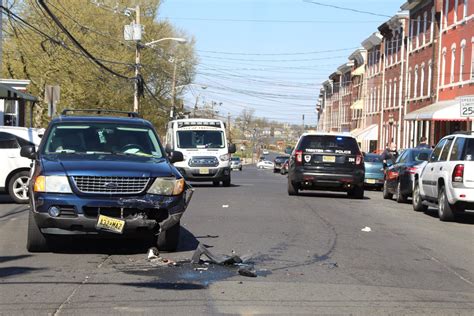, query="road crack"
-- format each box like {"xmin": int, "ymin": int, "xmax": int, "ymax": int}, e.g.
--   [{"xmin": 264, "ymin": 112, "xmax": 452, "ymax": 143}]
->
[{"xmin": 52, "ymin": 255, "xmax": 110, "ymax": 315}]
